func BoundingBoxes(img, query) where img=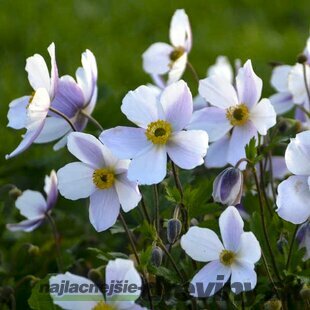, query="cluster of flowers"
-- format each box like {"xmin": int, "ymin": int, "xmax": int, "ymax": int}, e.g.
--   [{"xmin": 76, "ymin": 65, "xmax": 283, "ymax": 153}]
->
[{"xmin": 5, "ymin": 8, "xmax": 310, "ymax": 309}]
